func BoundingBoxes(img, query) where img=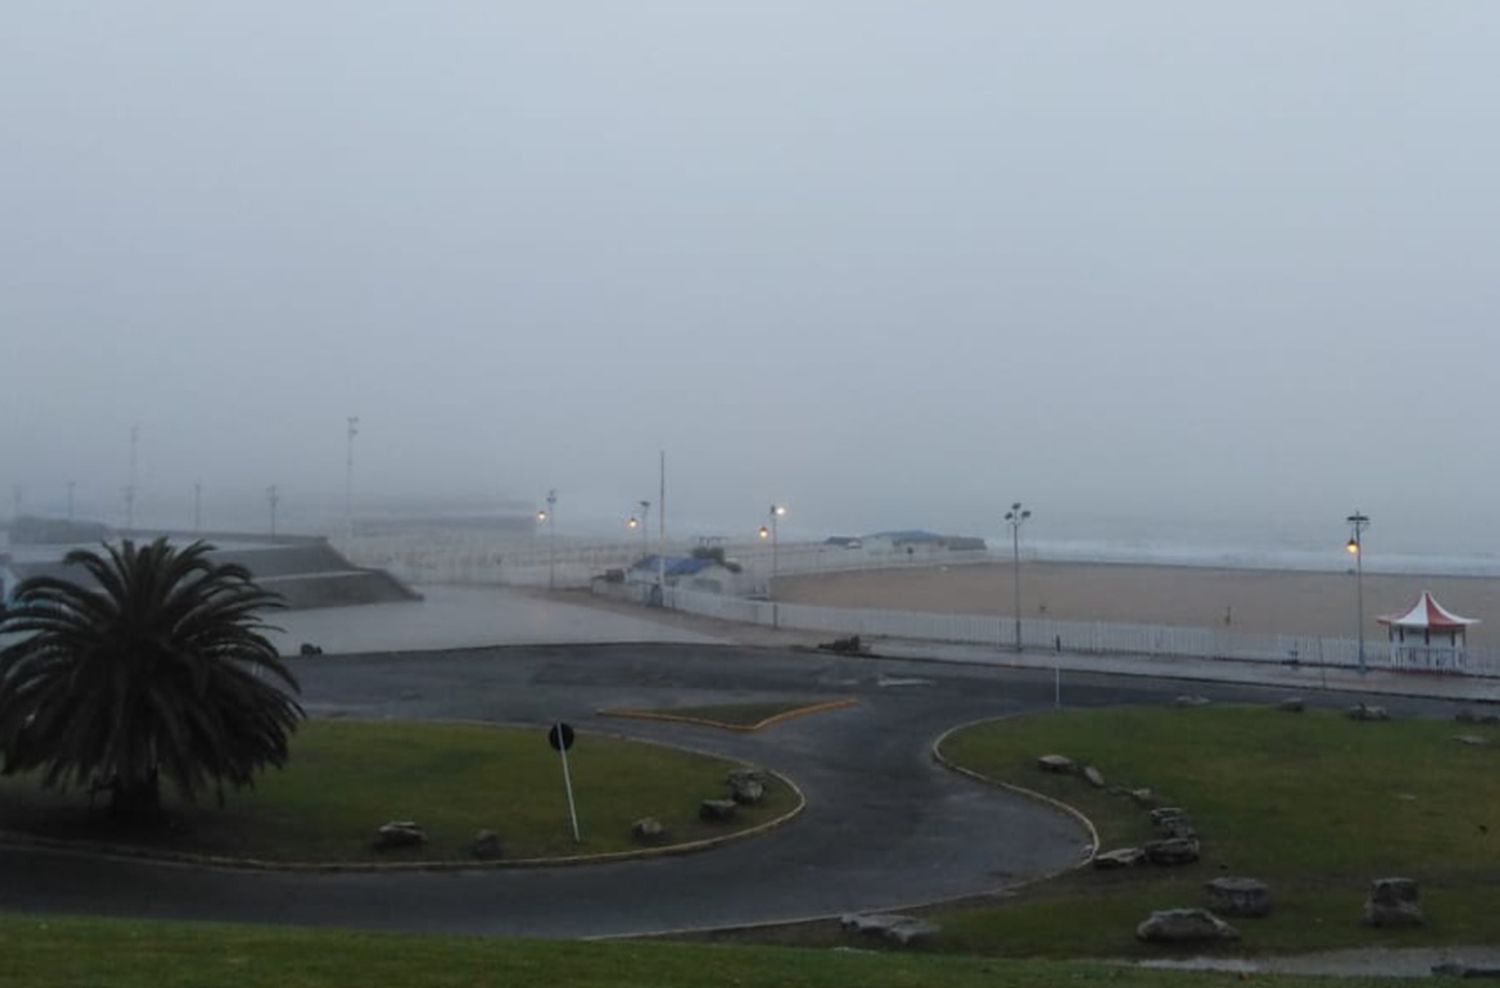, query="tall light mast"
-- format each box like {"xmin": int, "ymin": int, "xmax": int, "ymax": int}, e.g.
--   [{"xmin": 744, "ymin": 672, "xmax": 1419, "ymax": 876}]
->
[{"xmin": 345, "ymin": 416, "xmax": 360, "ymax": 540}]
